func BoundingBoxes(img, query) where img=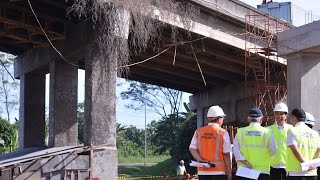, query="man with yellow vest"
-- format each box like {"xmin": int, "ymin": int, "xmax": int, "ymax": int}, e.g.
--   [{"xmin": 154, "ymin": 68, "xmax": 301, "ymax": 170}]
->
[
  {"xmin": 233, "ymin": 107, "xmax": 277, "ymax": 180},
  {"xmin": 189, "ymin": 105, "xmax": 232, "ymax": 180},
  {"xmin": 286, "ymin": 108, "xmax": 320, "ymax": 180},
  {"xmin": 269, "ymin": 102, "xmax": 292, "ymax": 180}
]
